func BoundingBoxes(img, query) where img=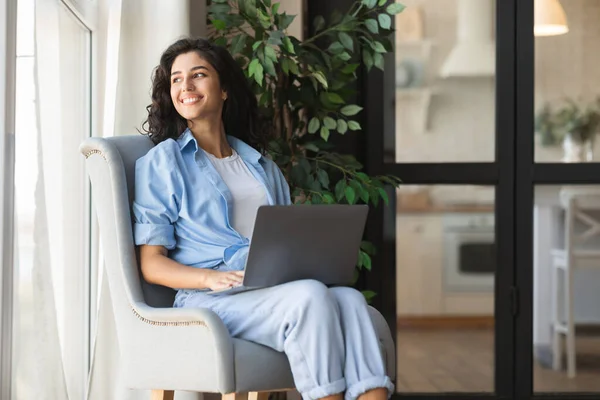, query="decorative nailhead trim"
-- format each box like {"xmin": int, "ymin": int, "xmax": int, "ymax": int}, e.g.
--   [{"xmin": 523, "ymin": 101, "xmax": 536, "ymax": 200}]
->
[
  {"xmin": 84, "ymin": 149, "xmax": 107, "ymax": 160},
  {"xmin": 131, "ymin": 307, "xmax": 208, "ymax": 328}
]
